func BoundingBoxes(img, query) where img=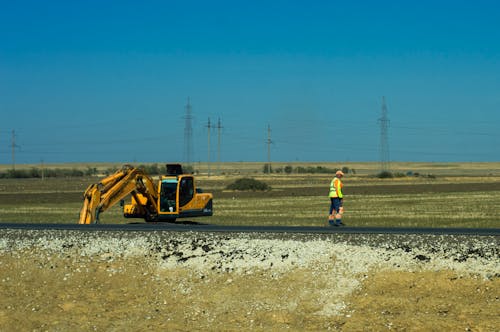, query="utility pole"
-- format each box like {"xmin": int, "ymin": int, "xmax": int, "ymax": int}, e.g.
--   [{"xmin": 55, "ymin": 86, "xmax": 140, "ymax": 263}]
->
[
  {"xmin": 11, "ymin": 130, "xmax": 17, "ymax": 171},
  {"xmin": 216, "ymin": 117, "xmax": 223, "ymax": 175},
  {"xmin": 41, "ymin": 159, "xmax": 45, "ymax": 181},
  {"xmin": 378, "ymin": 96, "xmax": 390, "ymax": 173},
  {"xmin": 266, "ymin": 124, "xmax": 272, "ymax": 174},
  {"xmin": 183, "ymin": 97, "xmax": 194, "ymax": 166},
  {"xmin": 206, "ymin": 117, "xmax": 211, "ymax": 177}
]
